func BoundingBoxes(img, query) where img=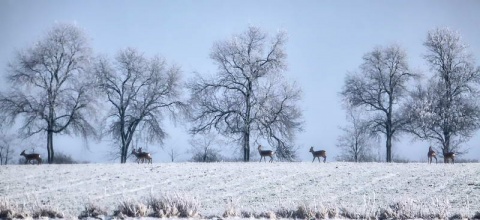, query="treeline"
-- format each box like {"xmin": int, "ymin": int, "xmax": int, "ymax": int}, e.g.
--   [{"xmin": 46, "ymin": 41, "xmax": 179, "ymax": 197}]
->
[
  {"xmin": 0, "ymin": 24, "xmax": 478, "ymax": 164},
  {"xmin": 0, "ymin": 24, "xmax": 302, "ymax": 164},
  {"xmin": 338, "ymin": 28, "xmax": 480, "ymax": 163}
]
